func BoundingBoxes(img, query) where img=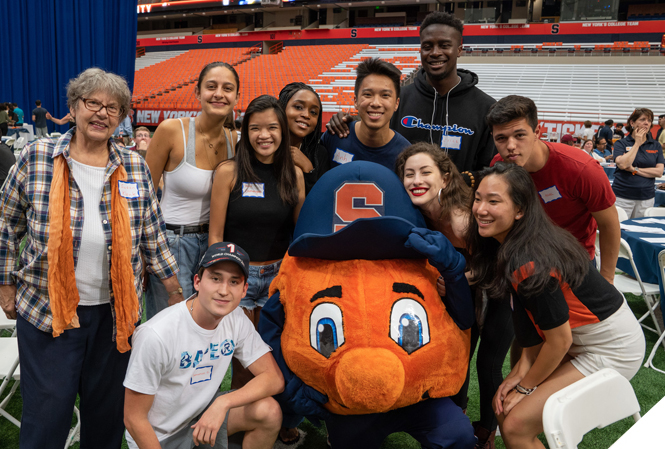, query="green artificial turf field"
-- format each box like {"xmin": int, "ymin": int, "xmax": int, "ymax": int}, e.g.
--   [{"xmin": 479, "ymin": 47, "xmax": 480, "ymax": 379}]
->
[{"xmin": 1, "ymin": 293, "xmax": 663, "ymax": 449}]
